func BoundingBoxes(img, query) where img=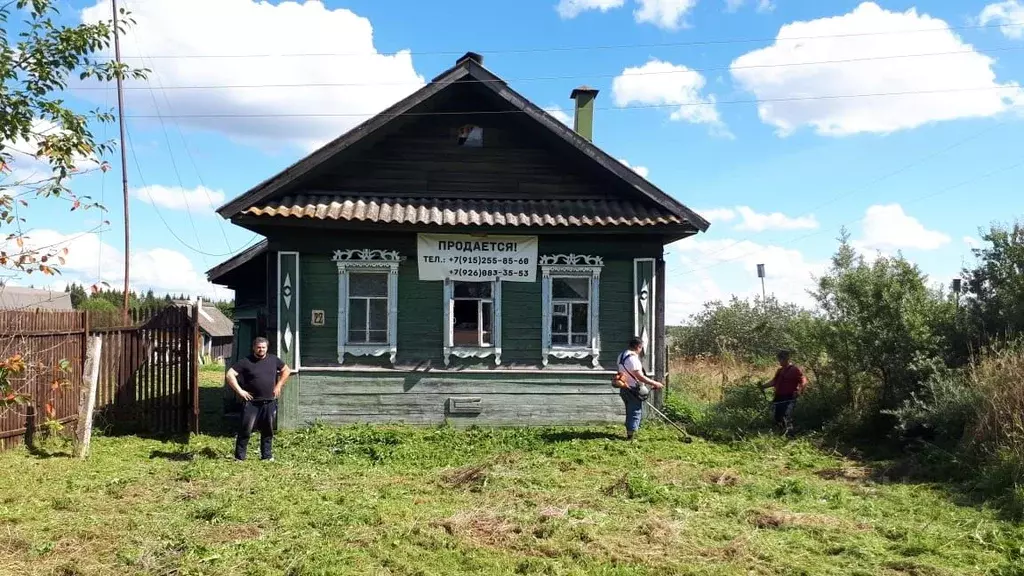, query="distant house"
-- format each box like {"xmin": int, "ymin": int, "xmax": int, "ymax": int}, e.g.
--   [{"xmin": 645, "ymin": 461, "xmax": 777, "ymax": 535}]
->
[
  {"xmin": 173, "ymin": 300, "xmax": 234, "ymax": 361},
  {"xmin": 0, "ymin": 286, "xmax": 73, "ymax": 310}
]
